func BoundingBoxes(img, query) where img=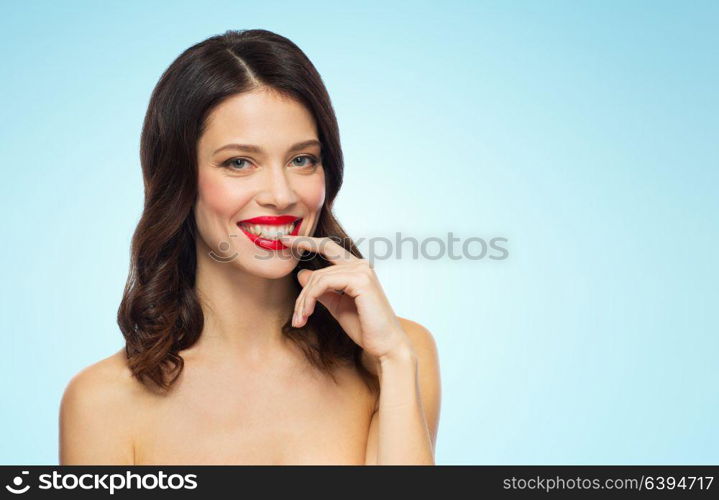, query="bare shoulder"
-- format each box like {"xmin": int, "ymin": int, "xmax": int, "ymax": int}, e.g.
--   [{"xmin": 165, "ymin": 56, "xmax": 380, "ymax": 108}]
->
[
  {"xmin": 360, "ymin": 317, "xmax": 440, "ymax": 373},
  {"xmin": 362, "ymin": 316, "xmax": 443, "ymax": 464},
  {"xmin": 397, "ymin": 317, "xmax": 442, "ymax": 446},
  {"xmin": 376, "ymin": 317, "xmax": 441, "ymax": 413},
  {"xmin": 398, "ymin": 317, "xmax": 442, "ymax": 445},
  {"xmin": 396, "ymin": 317, "xmax": 442, "ymax": 410},
  {"xmin": 397, "ymin": 317, "xmax": 439, "ymax": 356},
  {"xmin": 59, "ymin": 348, "xmax": 140, "ymax": 464}
]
